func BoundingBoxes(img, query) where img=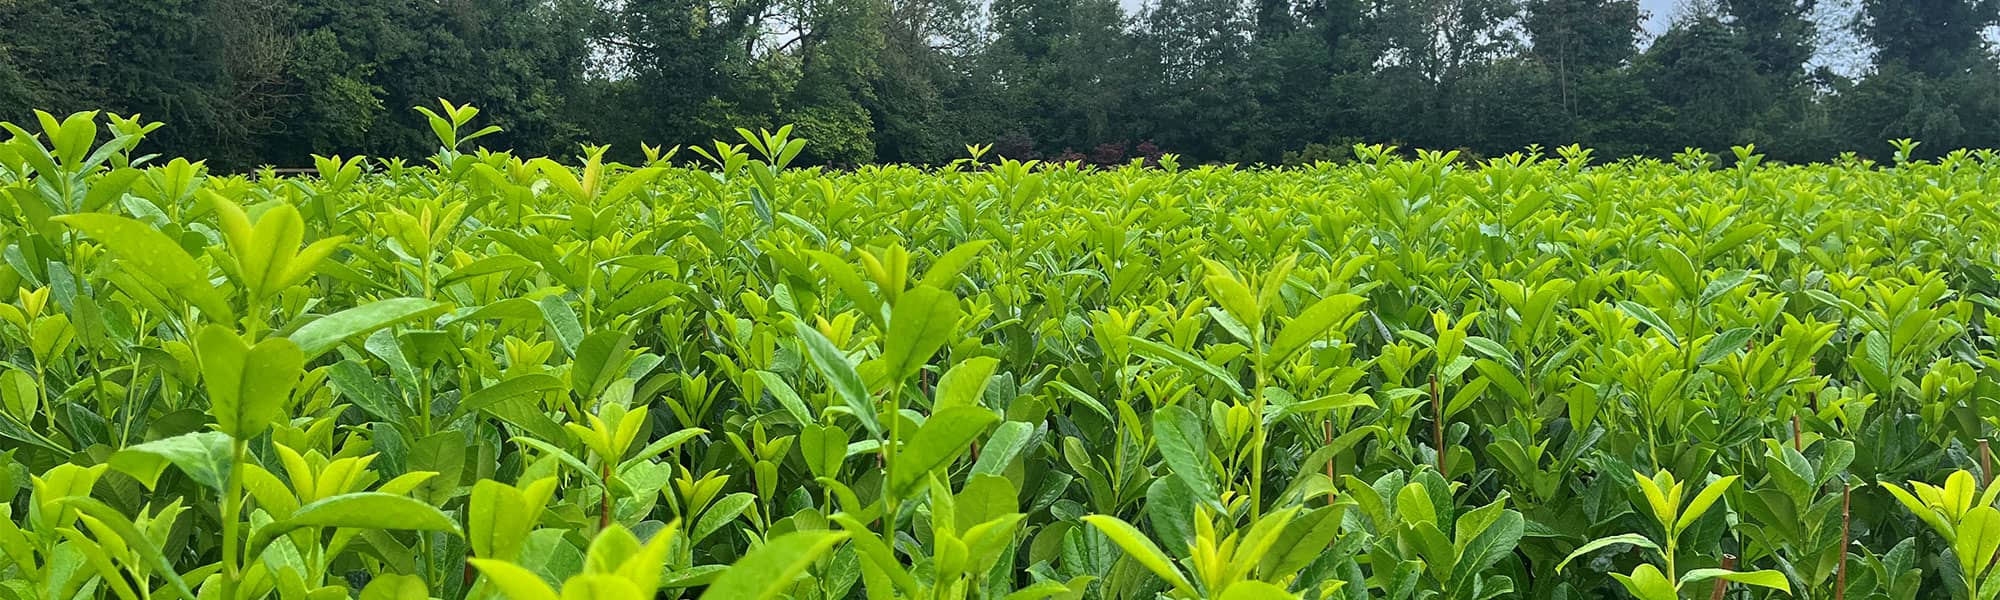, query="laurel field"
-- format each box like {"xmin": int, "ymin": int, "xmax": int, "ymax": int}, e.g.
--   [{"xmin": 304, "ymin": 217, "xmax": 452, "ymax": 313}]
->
[{"xmin": 2, "ymin": 104, "xmax": 1999, "ymax": 599}]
